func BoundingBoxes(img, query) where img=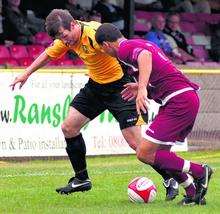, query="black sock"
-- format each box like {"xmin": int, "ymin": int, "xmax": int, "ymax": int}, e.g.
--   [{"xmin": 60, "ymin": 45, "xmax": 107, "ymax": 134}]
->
[
  {"xmin": 151, "ymin": 165, "xmax": 171, "ymax": 181},
  {"xmin": 65, "ymin": 133, "xmax": 89, "ymax": 180}
]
